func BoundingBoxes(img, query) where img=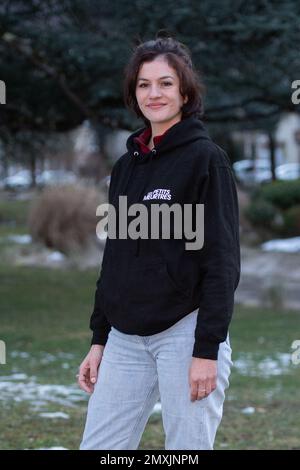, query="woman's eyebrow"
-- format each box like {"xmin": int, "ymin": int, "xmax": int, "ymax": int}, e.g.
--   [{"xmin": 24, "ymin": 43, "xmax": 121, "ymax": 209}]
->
[{"xmin": 137, "ymin": 76, "xmax": 174, "ymax": 81}]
